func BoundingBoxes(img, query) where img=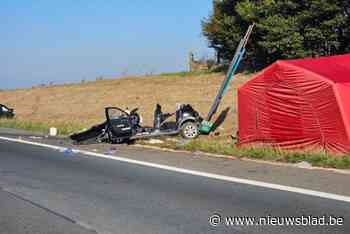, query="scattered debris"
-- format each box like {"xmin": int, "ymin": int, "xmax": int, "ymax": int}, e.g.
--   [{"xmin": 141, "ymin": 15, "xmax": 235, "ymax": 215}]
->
[
  {"xmin": 104, "ymin": 150, "xmax": 115, "ymax": 155},
  {"xmin": 295, "ymin": 161, "xmax": 312, "ymax": 169},
  {"xmin": 147, "ymin": 139, "xmax": 164, "ymax": 144},
  {"xmin": 104, "ymin": 147, "xmax": 118, "ymax": 155},
  {"xmin": 59, "ymin": 148, "xmax": 78, "ymax": 156},
  {"xmin": 29, "ymin": 136, "xmax": 43, "ymax": 140}
]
